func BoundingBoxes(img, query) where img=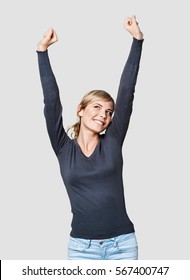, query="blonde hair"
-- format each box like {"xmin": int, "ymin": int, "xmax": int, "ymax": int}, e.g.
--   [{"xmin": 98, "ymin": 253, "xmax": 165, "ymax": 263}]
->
[{"xmin": 67, "ymin": 90, "xmax": 115, "ymax": 138}]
